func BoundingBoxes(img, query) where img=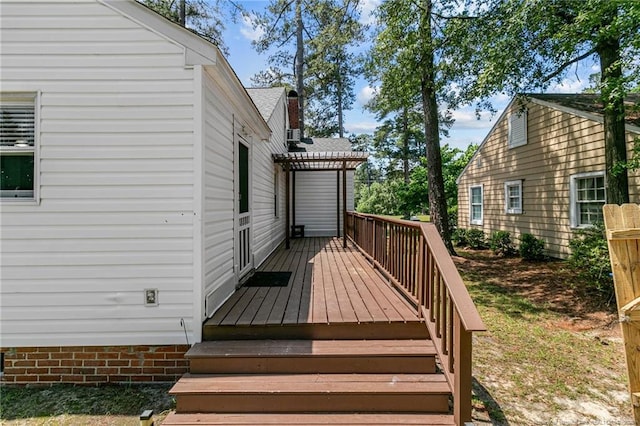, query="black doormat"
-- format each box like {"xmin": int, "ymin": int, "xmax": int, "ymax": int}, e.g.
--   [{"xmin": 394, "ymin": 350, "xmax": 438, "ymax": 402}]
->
[{"xmin": 244, "ymin": 271, "xmax": 292, "ymax": 287}]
